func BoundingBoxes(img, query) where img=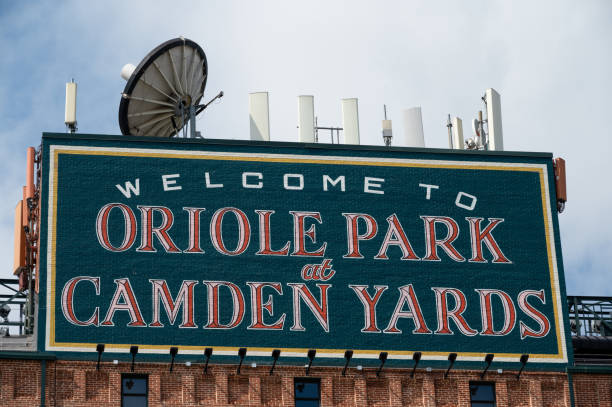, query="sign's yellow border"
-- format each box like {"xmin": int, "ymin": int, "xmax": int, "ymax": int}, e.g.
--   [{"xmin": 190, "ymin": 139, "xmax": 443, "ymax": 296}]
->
[{"xmin": 45, "ymin": 146, "xmax": 566, "ymax": 362}]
